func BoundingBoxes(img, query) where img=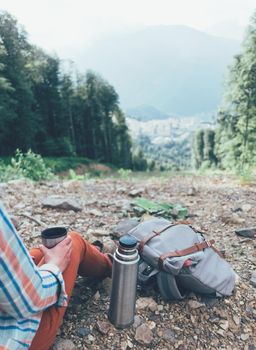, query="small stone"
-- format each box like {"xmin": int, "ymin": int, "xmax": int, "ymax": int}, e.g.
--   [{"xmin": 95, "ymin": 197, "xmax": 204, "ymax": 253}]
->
[
  {"xmin": 135, "ymin": 324, "xmax": 153, "ymax": 345},
  {"xmin": 215, "ymin": 310, "xmax": 227, "ymax": 319},
  {"xmin": 13, "ymin": 202, "xmax": 26, "ymax": 210},
  {"xmin": 112, "ymin": 218, "xmax": 140, "ymax": 238},
  {"xmin": 209, "ymin": 316, "xmax": 220, "ymax": 324},
  {"xmin": 136, "ymin": 297, "xmax": 158, "ymax": 312},
  {"xmin": 127, "ymin": 339, "xmax": 133, "ymax": 348},
  {"xmin": 77, "ymin": 327, "xmax": 90, "ymax": 337},
  {"xmin": 133, "ymin": 315, "xmax": 143, "ymax": 329},
  {"xmin": 116, "ymin": 187, "xmax": 127, "ymax": 194},
  {"xmin": 89, "ymin": 209, "xmax": 103, "ymax": 217},
  {"xmin": 96, "ymin": 321, "xmax": 111, "ymax": 335},
  {"xmin": 187, "ymin": 187, "xmax": 196, "ymax": 196},
  {"xmin": 162, "ymin": 329, "xmax": 176, "ymax": 342},
  {"xmin": 245, "ymin": 305, "xmax": 254, "ymax": 316},
  {"xmin": 93, "ymin": 228, "xmax": 109, "ymax": 236},
  {"xmin": 233, "ymin": 315, "xmax": 241, "ymax": 325},
  {"xmin": 121, "ymin": 200, "xmax": 133, "ymax": 212},
  {"xmin": 190, "ymin": 315, "xmax": 196, "ymax": 323},
  {"xmin": 235, "ymin": 228, "xmax": 256, "ymax": 239},
  {"xmin": 129, "ymin": 188, "xmax": 144, "ymax": 197},
  {"xmin": 241, "ymin": 204, "xmax": 252, "ymax": 212},
  {"xmin": 42, "ymin": 197, "xmax": 82, "ymax": 211},
  {"xmin": 228, "ymin": 317, "xmax": 239, "ymax": 331},
  {"xmin": 188, "ymin": 300, "xmax": 204, "ymax": 309},
  {"xmin": 241, "ymin": 334, "xmax": 249, "ymax": 341},
  {"xmin": 157, "ymin": 305, "xmax": 164, "ymax": 311},
  {"xmin": 120, "ymin": 341, "xmax": 128, "ymax": 350},
  {"xmin": 88, "ymin": 334, "xmax": 95, "ymax": 342},
  {"xmin": 147, "ymin": 321, "xmax": 156, "ymax": 330},
  {"xmin": 53, "ymin": 339, "xmax": 76, "ymax": 350},
  {"xmin": 217, "ymin": 329, "xmax": 225, "ymax": 337},
  {"xmin": 93, "ymin": 291, "xmax": 100, "ymax": 301},
  {"xmin": 250, "ymin": 272, "xmax": 256, "ymax": 287},
  {"xmin": 220, "ymin": 320, "xmax": 229, "ymax": 330},
  {"xmin": 226, "ymin": 346, "xmax": 233, "ymax": 350},
  {"xmin": 230, "ymin": 213, "xmax": 245, "ymax": 224},
  {"xmin": 157, "ymin": 330, "xmax": 163, "ymax": 337}
]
